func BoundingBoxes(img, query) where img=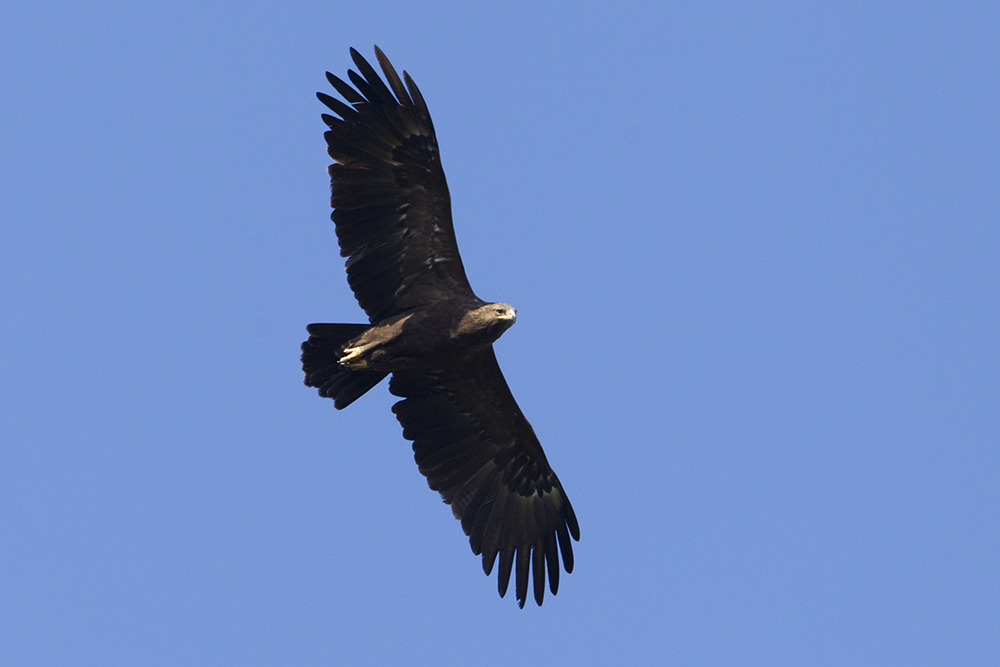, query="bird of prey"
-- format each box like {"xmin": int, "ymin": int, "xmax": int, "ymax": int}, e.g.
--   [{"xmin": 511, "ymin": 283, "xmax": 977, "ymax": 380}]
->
[{"xmin": 300, "ymin": 47, "xmax": 579, "ymax": 607}]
